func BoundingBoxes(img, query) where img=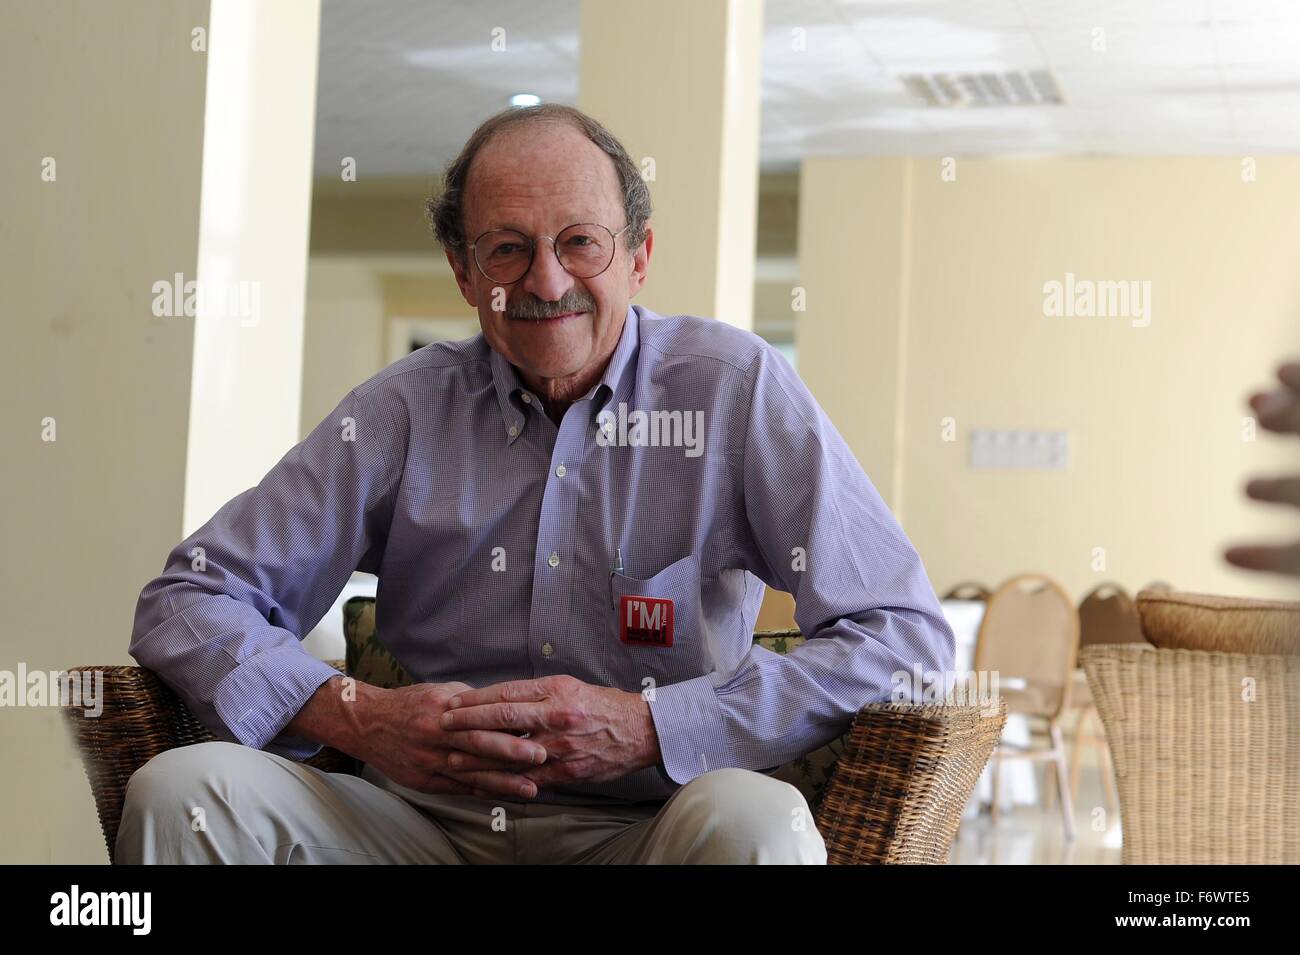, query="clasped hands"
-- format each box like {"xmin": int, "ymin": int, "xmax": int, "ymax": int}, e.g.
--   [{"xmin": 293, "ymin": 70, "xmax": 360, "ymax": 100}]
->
[{"xmin": 361, "ymin": 674, "xmax": 661, "ymax": 801}]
